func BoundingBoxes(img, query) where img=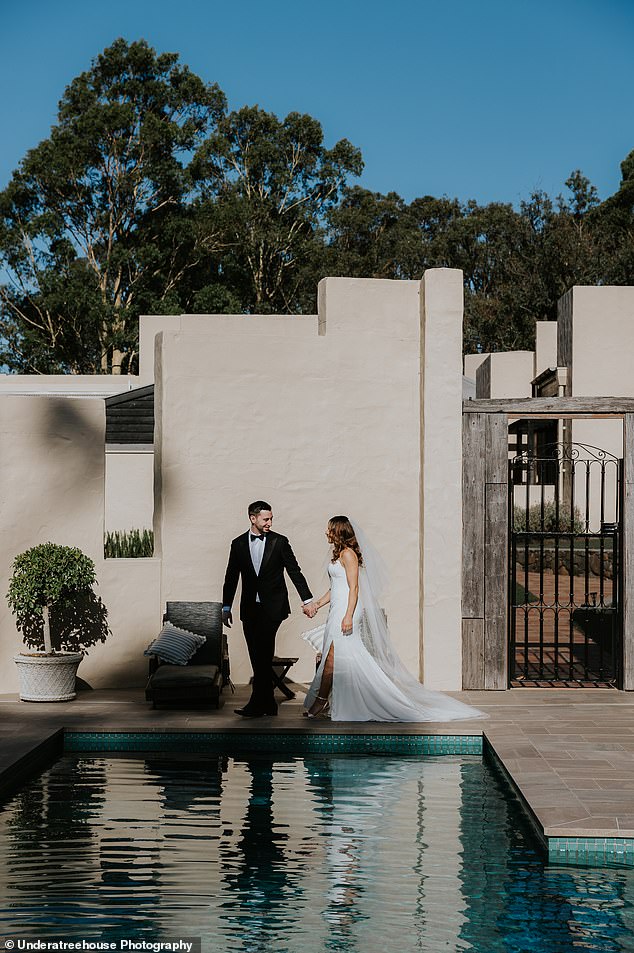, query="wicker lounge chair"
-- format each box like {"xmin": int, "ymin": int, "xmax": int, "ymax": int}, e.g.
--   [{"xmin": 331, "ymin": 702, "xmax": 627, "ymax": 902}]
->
[{"xmin": 145, "ymin": 601, "xmax": 230, "ymax": 708}]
